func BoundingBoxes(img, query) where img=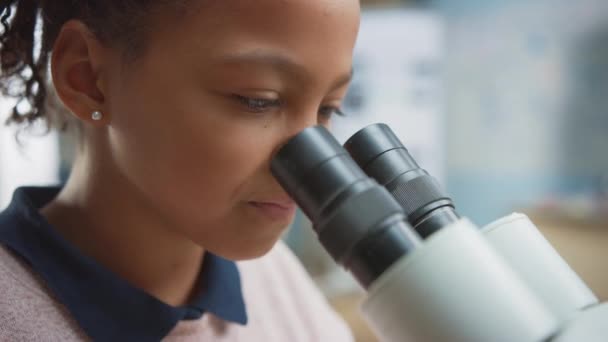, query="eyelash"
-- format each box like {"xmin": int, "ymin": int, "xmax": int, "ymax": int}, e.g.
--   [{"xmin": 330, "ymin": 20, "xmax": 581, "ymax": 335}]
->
[
  {"xmin": 319, "ymin": 106, "xmax": 346, "ymax": 119},
  {"xmin": 234, "ymin": 95, "xmax": 347, "ymax": 118},
  {"xmin": 235, "ymin": 95, "xmax": 281, "ymax": 113}
]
